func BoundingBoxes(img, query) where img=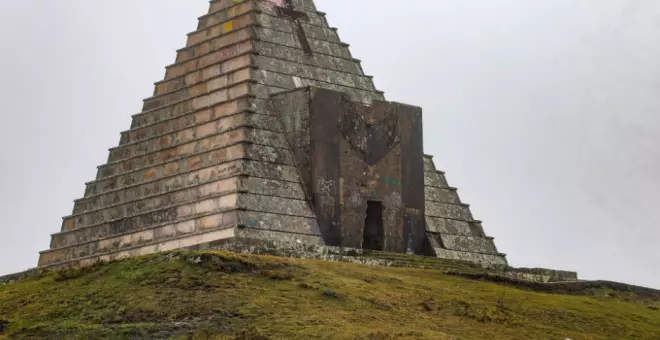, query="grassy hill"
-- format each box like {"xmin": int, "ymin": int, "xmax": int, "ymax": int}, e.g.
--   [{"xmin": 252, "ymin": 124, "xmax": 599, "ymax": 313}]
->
[{"xmin": 1, "ymin": 251, "xmax": 659, "ymax": 340}]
